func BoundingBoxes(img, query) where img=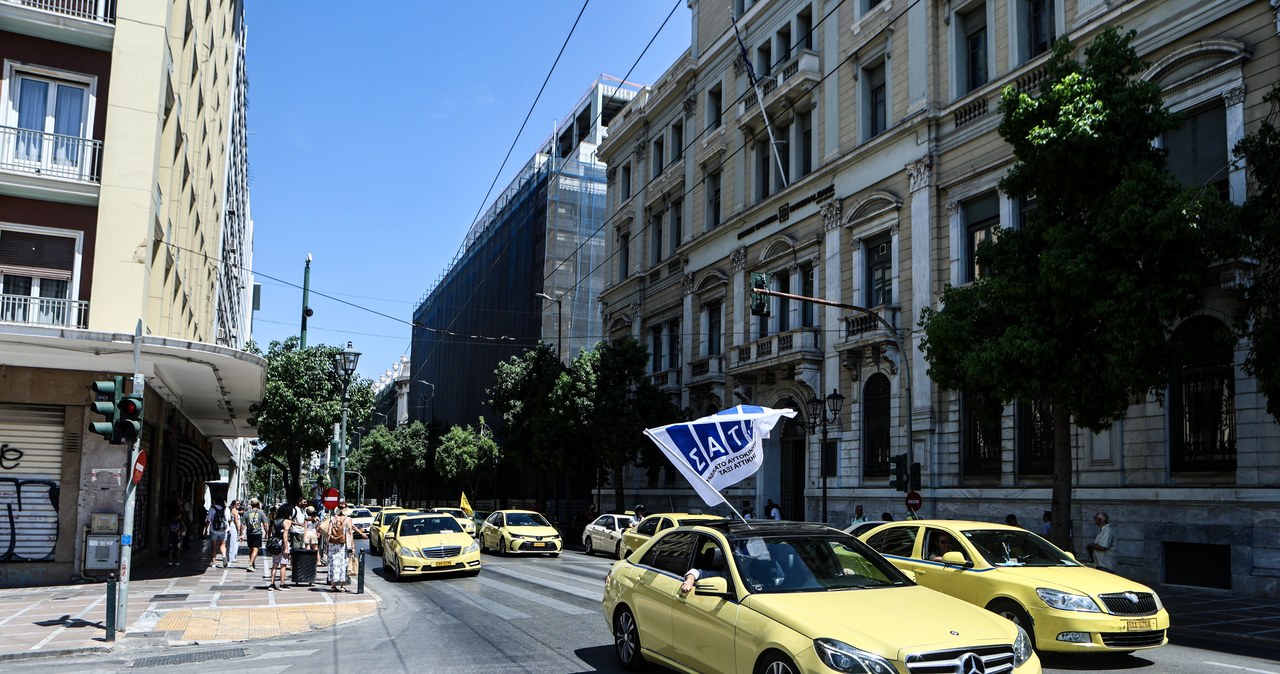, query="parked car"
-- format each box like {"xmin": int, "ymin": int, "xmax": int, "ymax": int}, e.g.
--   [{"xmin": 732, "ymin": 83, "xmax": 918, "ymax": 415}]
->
[
  {"xmin": 368, "ymin": 507, "xmax": 412, "ymax": 555},
  {"xmin": 603, "ymin": 520, "xmax": 1039, "ymax": 673},
  {"xmin": 860, "ymin": 519, "xmax": 1170, "ymax": 653},
  {"xmin": 478, "ymin": 510, "xmax": 561, "ymax": 556},
  {"xmin": 428, "ymin": 506, "xmax": 477, "ymax": 536},
  {"xmin": 619, "ymin": 513, "xmax": 724, "ymax": 559},
  {"xmin": 383, "ymin": 513, "xmax": 480, "ymax": 580},
  {"xmin": 581, "ymin": 513, "xmax": 631, "ymax": 558},
  {"xmin": 348, "ymin": 507, "xmax": 375, "ymax": 535}
]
